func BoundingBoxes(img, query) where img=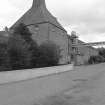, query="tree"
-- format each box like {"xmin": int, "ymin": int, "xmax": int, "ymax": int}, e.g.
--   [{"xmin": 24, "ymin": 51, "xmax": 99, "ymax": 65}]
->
[
  {"xmin": 0, "ymin": 22, "xmax": 62, "ymax": 71},
  {"xmin": 98, "ymin": 48, "xmax": 105, "ymax": 58},
  {"xmin": 88, "ymin": 55, "xmax": 105, "ymax": 64},
  {"xmin": 0, "ymin": 43, "xmax": 11, "ymax": 71},
  {"xmin": 28, "ymin": 39, "xmax": 39, "ymax": 68},
  {"xmin": 7, "ymin": 35, "xmax": 31, "ymax": 70},
  {"xmin": 12, "ymin": 23, "xmax": 40, "ymax": 69},
  {"xmin": 13, "ymin": 23, "xmax": 32, "ymax": 42},
  {"xmin": 33, "ymin": 41, "xmax": 61, "ymax": 67}
]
